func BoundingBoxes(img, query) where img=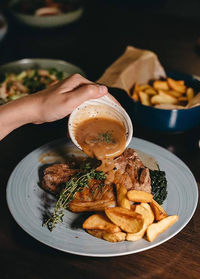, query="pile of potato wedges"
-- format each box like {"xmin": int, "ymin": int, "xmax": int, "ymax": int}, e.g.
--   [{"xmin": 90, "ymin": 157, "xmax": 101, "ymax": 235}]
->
[
  {"xmin": 131, "ymin": 77, "xmax": 195, "ymax": 109},
  {"xmin": 83, "ymin": 186, "xmax": 178, "ymax": 243}
]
